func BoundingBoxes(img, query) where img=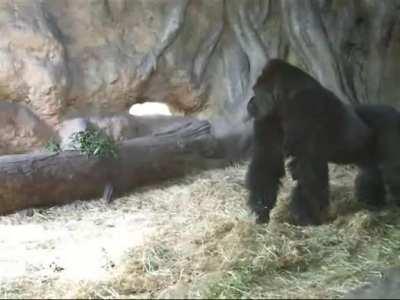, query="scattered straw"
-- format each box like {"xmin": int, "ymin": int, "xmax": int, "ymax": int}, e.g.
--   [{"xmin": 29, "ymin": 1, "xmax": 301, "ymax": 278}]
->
[{"xmin": 0, "ymin": 162, "xmax": 399, "ymax": 299}]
